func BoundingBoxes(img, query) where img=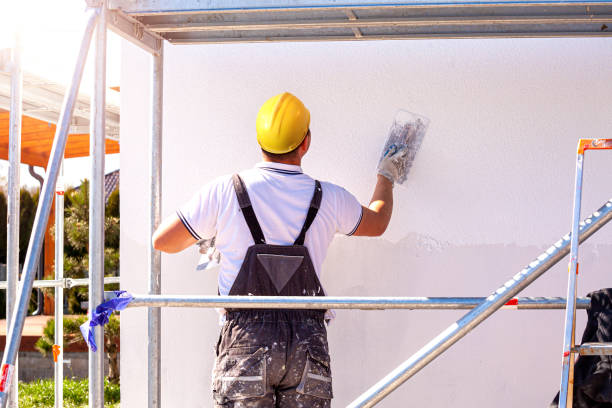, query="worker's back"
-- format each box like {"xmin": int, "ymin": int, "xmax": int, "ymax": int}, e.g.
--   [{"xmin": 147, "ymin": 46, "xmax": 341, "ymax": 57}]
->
[{"xmin": 177, "ymin": 161, "xmax": 362, "ymax": 296}]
